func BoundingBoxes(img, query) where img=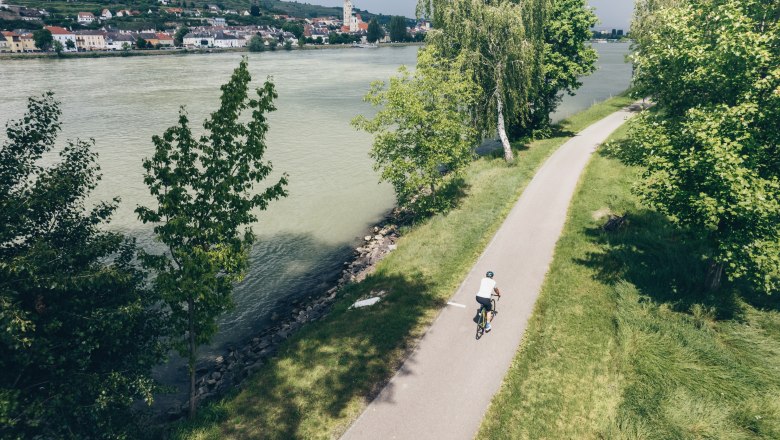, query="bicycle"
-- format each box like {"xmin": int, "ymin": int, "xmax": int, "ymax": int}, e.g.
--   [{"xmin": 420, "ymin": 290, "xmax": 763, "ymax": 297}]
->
[{"xmin": 475, "ymin": 294, "xmax": 499, "ymax": 340}]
